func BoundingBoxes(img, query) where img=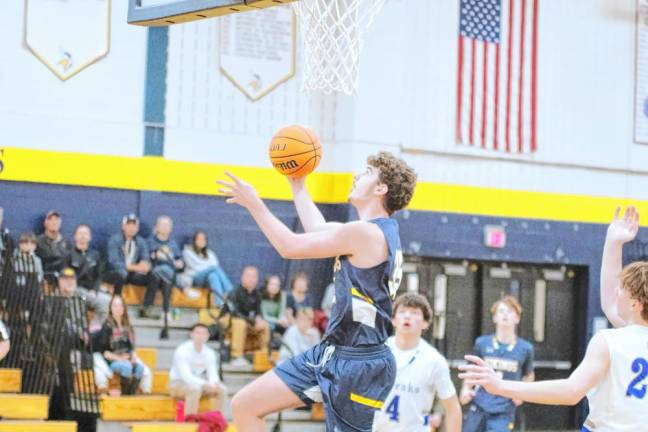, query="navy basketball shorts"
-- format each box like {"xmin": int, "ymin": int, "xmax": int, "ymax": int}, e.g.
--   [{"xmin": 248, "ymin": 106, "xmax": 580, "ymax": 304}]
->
[
  {"xmin": 274, "ymin": 341, "xmax": 396, "ymax": 431},
  {"xmin": 463, "ymin": 404, "xmax": 515, "ymax": 432}
]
